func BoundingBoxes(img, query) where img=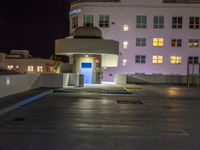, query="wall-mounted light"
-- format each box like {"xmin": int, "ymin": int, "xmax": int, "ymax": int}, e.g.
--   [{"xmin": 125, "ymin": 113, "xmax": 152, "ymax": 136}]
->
[
  {"xmin": 123, "ymin": 25, "xmax": 129, "ymax": 31},
  {"xmin": 6, "ymin": 77, "xmax": 10, "ymax": 86},
  {"xmin": 123, "ymin": 41, "xmax": 128, "ymax": 49}
]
